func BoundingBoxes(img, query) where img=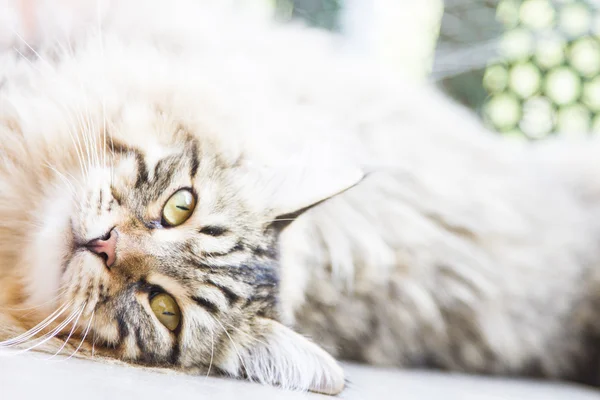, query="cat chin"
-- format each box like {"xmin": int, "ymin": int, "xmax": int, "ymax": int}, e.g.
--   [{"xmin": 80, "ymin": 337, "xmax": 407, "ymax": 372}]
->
[{"xmin": 21, "ymin": 183, "xmax": 74, "ymax": 315}]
